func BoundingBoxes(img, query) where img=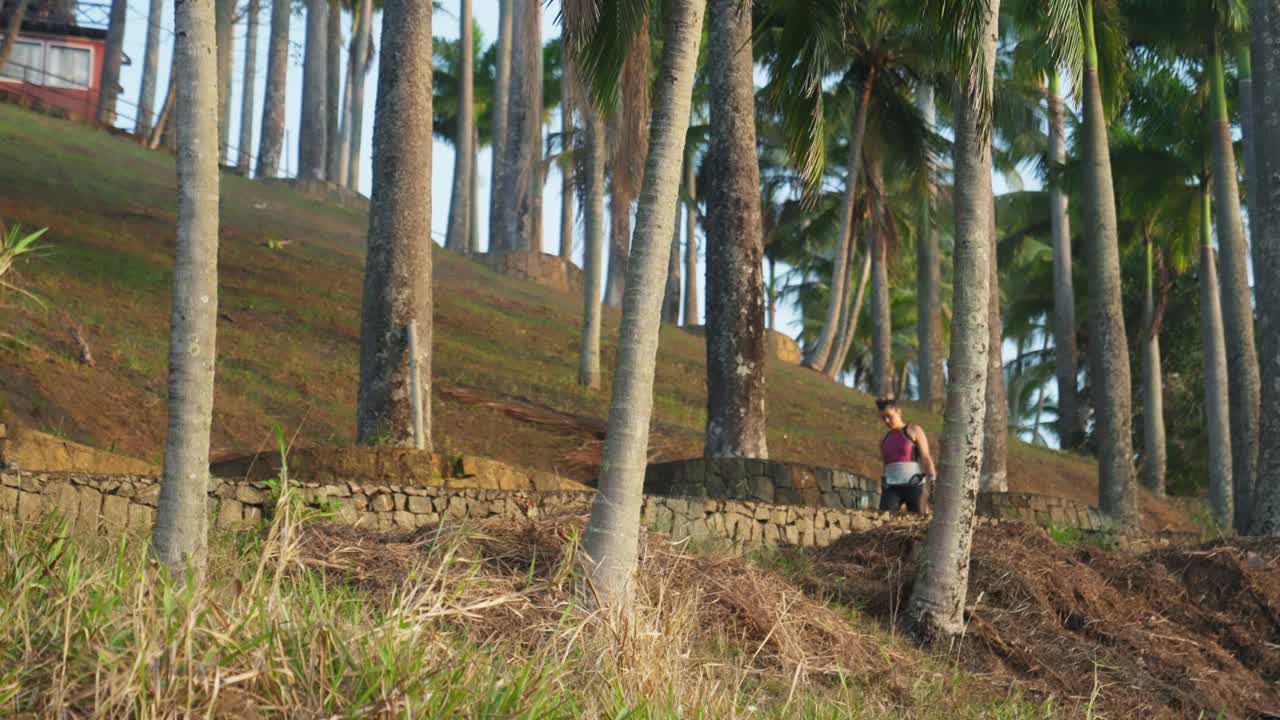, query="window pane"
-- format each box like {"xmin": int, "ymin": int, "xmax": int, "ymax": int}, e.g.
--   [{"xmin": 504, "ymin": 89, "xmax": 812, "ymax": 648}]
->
[
  {"xmin": 46, "ymin": 45, "xmax": 90, "ymax": 88},
  {"xmin": 1, "ymin": 41, "xmax": 42, "ymax": 83}
]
